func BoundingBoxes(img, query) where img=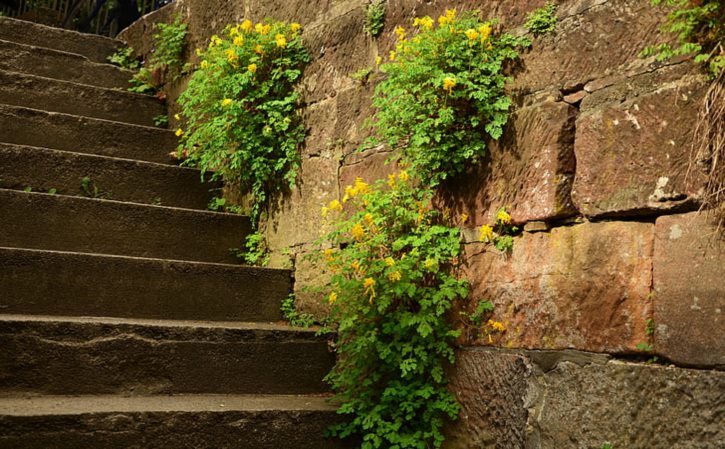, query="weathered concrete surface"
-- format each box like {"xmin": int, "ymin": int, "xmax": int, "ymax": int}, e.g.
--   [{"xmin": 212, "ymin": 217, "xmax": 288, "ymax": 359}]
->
[
  {"xmin": 0, "ymin": 104, "xmax": 177, "ymax": 164},
  {"xmin": 0, "ymin": 70, "xmax": 164, "ymax": 127},
  {"xmin": 0, "ymin": 143, "xmax": 218, "ymax": 210},
  {"xmin": 572, "ymin": 73, "xmax": 708, "ymax": 217},
  {"xmin": 462, "ymin": 221, "xmax": 653, "ymax": 353},
  {"xmin": 0, "ymin": 316, "xmax": 333, "ymax": 395},
  {"xmin": 0, "ymin": 395, "xmax": 345, "ymax": 449},
  {"xmin": 653, "ymin": 212, "xmax": 725, "ymax": 368},
  {"xmin": 0, "ymin": 247, "xmax": 290, "ymax": 321},
  {"xmin": 0, "ymin": 189, "xmax": 249, "ymax": 263},
  {"xmin": 441, "ymin": 99, "xmax": 578, "ymax": 226},
  {"xmin": 0, "ymin": 16, "xmax": 122, "ymax": 64},
  {"xmin": 446, "ymin": 348, "xmax": 725, "ymax": 449},
  {"xmin": 0, "ymin": 39, "xmax": 131, "ymax": 90}
]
